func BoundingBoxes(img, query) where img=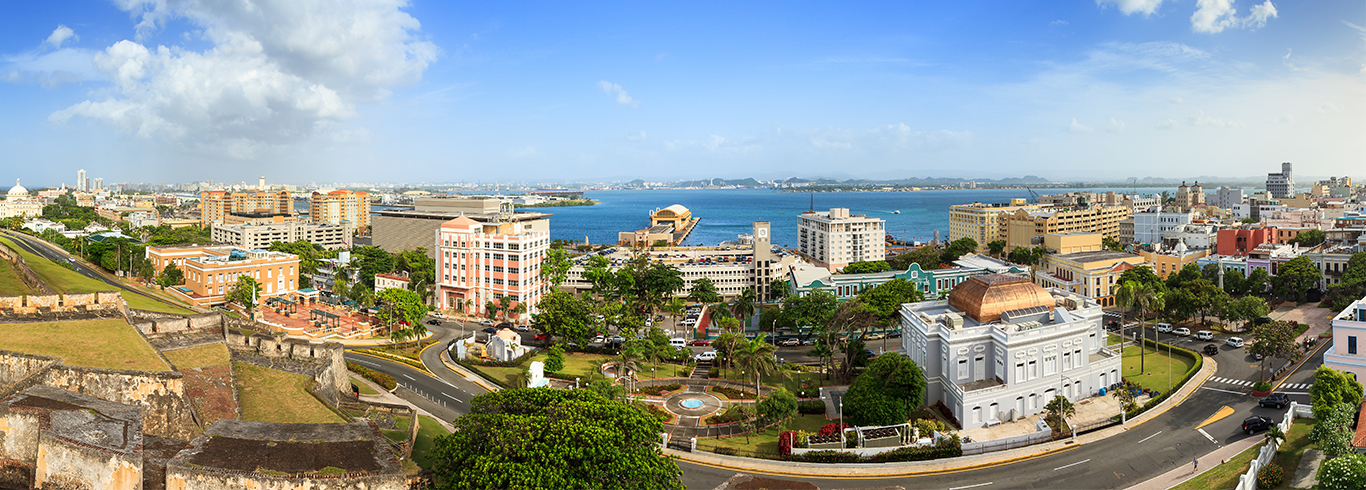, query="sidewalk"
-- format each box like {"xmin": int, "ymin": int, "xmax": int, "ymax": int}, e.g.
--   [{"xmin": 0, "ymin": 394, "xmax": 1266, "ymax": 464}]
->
[
  {"xmin": 665, "ymin": 356, "xmax": 1218, "ymax": 478},
  {"xmin": 1124, "ymin": 436, "xmax": 1262, "ymax": 490},
  {"xmin": 352, "ymin": 372, "xmax": 456, "ymax": 433}
]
